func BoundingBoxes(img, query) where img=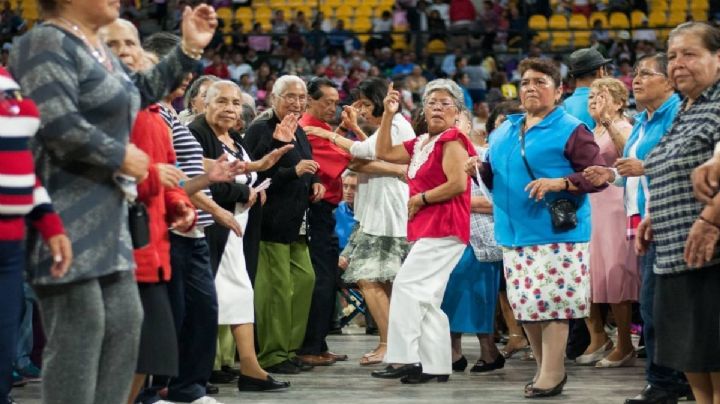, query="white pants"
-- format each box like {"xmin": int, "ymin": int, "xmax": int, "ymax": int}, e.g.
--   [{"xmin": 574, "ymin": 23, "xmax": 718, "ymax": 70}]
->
[
  {"xmin": 216, "ymin": 205, "xmax": 254, "ymax": 325},
  {"xmin": 385, "ymin": 237, "xmax": 466, "ymax": 374}
]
